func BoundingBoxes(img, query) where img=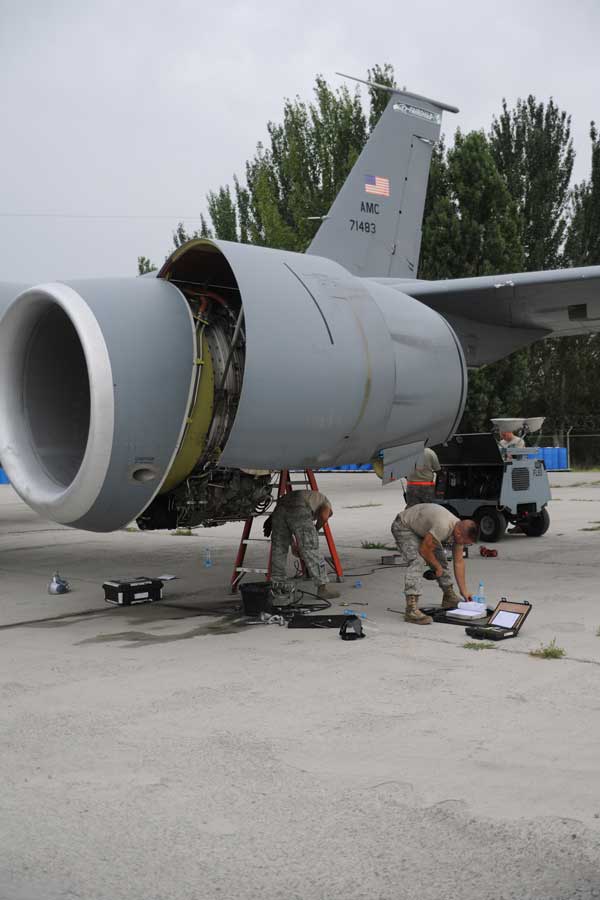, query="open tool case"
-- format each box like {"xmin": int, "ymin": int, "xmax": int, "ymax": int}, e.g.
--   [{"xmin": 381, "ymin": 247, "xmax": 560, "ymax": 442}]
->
[{"xmin": 464, "ymin": 599, "xmax": 531, "ymax": 641}]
